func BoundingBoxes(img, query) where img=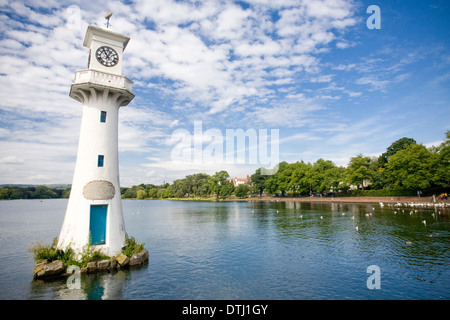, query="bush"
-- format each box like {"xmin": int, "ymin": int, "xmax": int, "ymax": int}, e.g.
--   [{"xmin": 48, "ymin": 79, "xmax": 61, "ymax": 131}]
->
[
  {"xmin": 122, "ymin": 234, "xmax": 145, "ymax": 257},
  {"xmin": 79, "ymin": 240, "xmax": 110, "ymax": 267},
  {"xmin": 28, "ymin": 237, "xmax": 76, "ymax": 265},
  {"xmin": 349, "ymin": 188, "xmax": 416, "ymax": 197},
  {"xmin": 29, "ymin": 234, "xmax": 146, "ymax": 268},
  {"xmin": 29, "ymin": 236, "xmax": 109, "ymax": 268},
  {"xmin": 235, "ymin": 184, "xmax": 250, "ymax": 198}
]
